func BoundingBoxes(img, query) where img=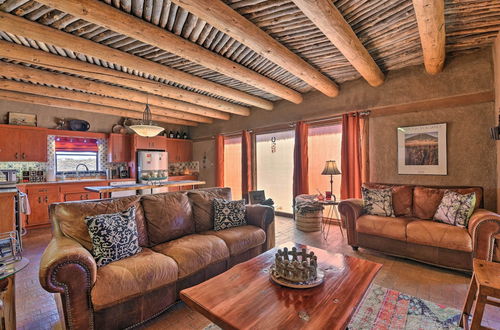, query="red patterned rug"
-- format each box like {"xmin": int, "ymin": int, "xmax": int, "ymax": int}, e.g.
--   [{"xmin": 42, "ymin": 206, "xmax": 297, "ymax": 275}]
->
[{"xmin": 348, "ymin": 284, "xmax": 461, "ymax": 329}]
